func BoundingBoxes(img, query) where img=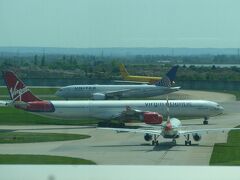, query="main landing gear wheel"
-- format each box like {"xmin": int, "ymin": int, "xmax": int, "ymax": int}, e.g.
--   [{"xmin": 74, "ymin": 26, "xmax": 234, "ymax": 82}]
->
[
  {"xmin": 203, "ymin": 120, "xmax": 208, "ymax": 125},
  {"xmin": 151, "ymin": 135, "xmax": 159, "ymax": 146},
  {"xmin": 185, "ymin": 140, "xmax": 192, "ymax": 146},
  {"xmin": 152, "ymin": 140, "xmax": 159, "ymax": 146},
  {"xmin": 172, "ymin": 139, "xmax": 176, "ymax": 144},
  {"xmin": 203, "ymin": 117, "xmax": 208, "ymax": 125},
  {"xmin": 184, "ymin": 134, "xmax": 192, "ymax": 146}
]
